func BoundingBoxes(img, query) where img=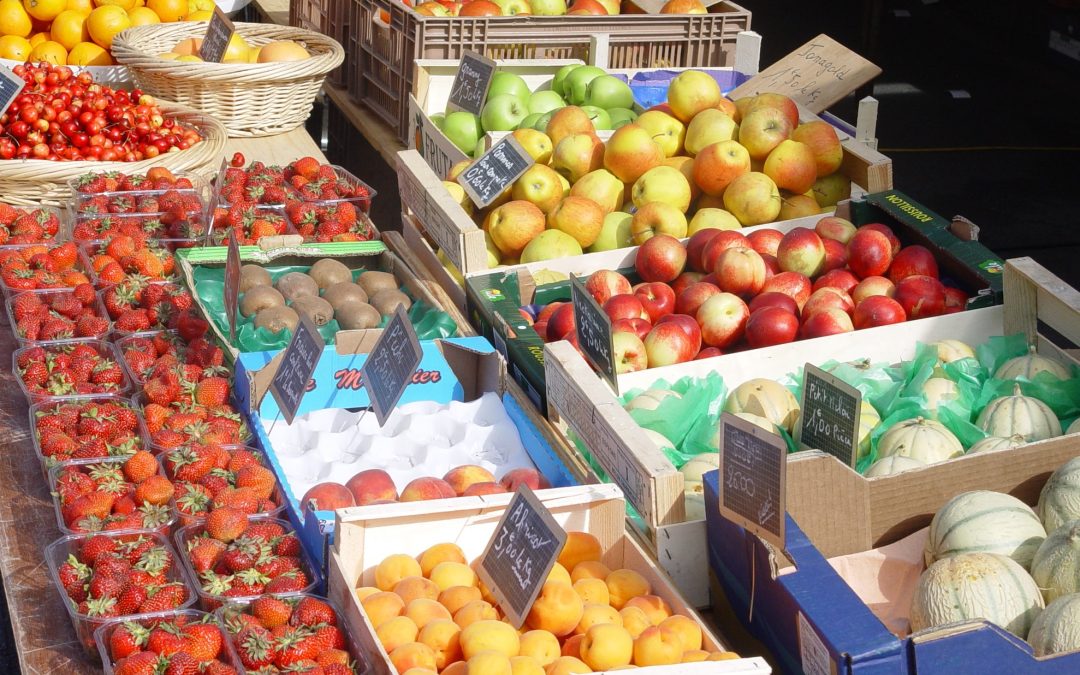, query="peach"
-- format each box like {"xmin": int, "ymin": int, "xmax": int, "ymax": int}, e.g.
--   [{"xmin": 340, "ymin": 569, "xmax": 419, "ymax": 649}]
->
[
  {"xmin": 394, "ymin": 576, "xmax": 440, "ymax": 605},
  {"xmin": 401, "ymin": 669, "xmax": 438, "ymax": 675},
  {"xmin": 345, "ymin": 468, "xmax": 398, "ymax": 505},
  {"xmin": 419, "ymin": 618, "xmax": 463, "ymax": 669},
  {"xmin": 708, "ymin": 651, "xmax": 742, "ymax": 660},
  {"xmin": 526, "ymin": 582, "xmax": 584, "ymax": 637},
  {"xmin": 430, "ymin": 561, "xmax": 478, "ymax": 591},
  {"xmin": 463, "ymin": 482, "xmax": 509, "ymax": 496},
  {"xmin": 624, "ymin": 595, "xmax": 671, "ymax": 626},
  {"xmin": 561, "ymin": 634, "xmax": 585, "ymax": 659},
  {"xmin": 574, "ymin": 603, "xmax": 622, "ymax": 635},
  {"xmin": 454, "ymin": 600, "xmax": 499, "ymax": 629},
  {"xmin": 573, "ymin": 578, "xmax": 609, "ymax": 605},
  {"xmin": 659, "ymin": 615, "xmax": 702, "ymax": 652},
  {"xmin": 558, "ymin": 532, "xmax": 602, "ymax": 573},
  {"xmin": 510, "ymin": 655, "xmax": 546, "ymax": 675},
  {"xmin": 401, "ymin": 477, "xmax": 457, "ymax": 501},
  {"xmin": 500, "ymin": 467, "xmax": 550, "ymax": 492},
  {"xmin": 467, "ymin": 650, "xmax": 513, "ymax": 675},
  {"xmin": 376, "ymin": 554, "xmax": 423, "ymax": 591},
  {"xmin": 570, "ymin": 561, "xmax": 610, "ymax": 583},
  {"xmin": 419, "ymin": 542, "xmax": 467, "ymax": 577},
  {"xmin": 444, "ymin": 661, "xmax": 467, "ymax": 675},
  {"xmin": 377, "ymin": 616, "xmax": 419, "ymax": 653},
  {"xmin": 581, "ymin": 623, "xmax": 633, "ymax": 670},
  {"xmin": 444, "ymin": 465, "xmax": 497, "ymax": 496},
  {"xmin": 300, "ymin": 482, "xmax": 355, "ymax": 512},
  {"xmin": 545, "ymin": 656, "xmax": 593, "ymax": 674},
  {"xmin": 355, "ymin": 586, "xmax": 380, "ymax": 603},
  {"xmin": 390, "ymin": 642, "xmax": 437, "ymax": 673},
  {"xmin": 682, "ymin": 649, "xmax": 710, "ymax": 662},
  {"xmin": 619, "ymin": 606, "xmax": 652, "ymax": 639},
  {"xmin": 440, "ymin": 586, "xmax": 483, "ymax": 615},
  {"xmin": 632, "ymin": 625, "xmax": 683, "ymax": 666},
  {"xmin": 406, "ymin": 598, "xmax": 452, "ymax": 629},
  {"xmin": 361, "ymin": 591, "xmax": 405, "ymax": 627},
  {"xmin": 460, "ymin": 619, "xmax": 521, "ymax": 659},
  {"xmin": 606, "ymin": 569, "xmax": 651, "ymax": 610},
  {"xmin": 519, "ymin": 630, "xmax": 561, "ymax": 667}
]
